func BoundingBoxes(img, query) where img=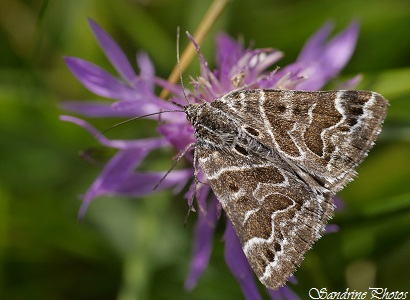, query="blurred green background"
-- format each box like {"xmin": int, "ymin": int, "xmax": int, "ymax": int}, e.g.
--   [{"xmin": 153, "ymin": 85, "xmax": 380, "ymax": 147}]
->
[{"xmin": 1, "ymin": 0, "xmax": 409, "ymax": 299}]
